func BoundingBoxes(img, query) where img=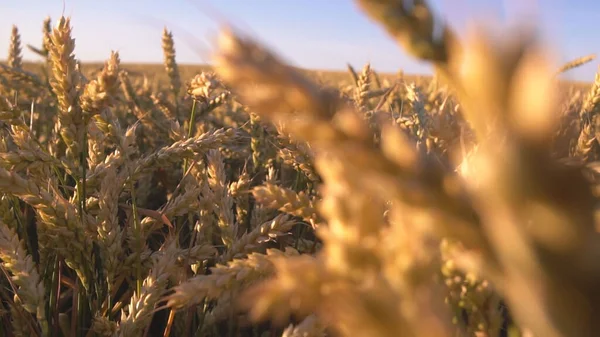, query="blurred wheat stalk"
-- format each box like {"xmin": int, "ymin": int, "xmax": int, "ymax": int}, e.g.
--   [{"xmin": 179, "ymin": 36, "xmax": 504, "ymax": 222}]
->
[
  {"xmin": 1, "ymin": 1, "xmax": 600, "ymax": 337},
  {"xmin": 185, "ymin": 1, "xmax": 600, "ymax": 337}
]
